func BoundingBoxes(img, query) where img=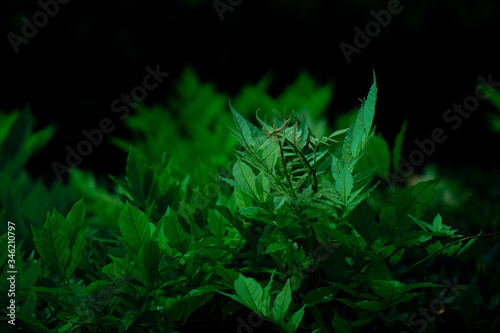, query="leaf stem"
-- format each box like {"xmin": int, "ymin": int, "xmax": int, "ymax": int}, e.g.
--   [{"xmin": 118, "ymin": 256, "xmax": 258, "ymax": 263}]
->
[{"xmin": 398, "ymin": 232, "xmax": 500, "ymax": 277}]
